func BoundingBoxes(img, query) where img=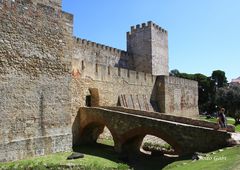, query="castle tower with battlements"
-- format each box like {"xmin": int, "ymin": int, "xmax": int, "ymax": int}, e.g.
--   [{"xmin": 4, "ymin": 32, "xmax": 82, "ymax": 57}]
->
[{"xmin": 127, "ymin": 21, "xmax": 169, "ymax": 76}]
